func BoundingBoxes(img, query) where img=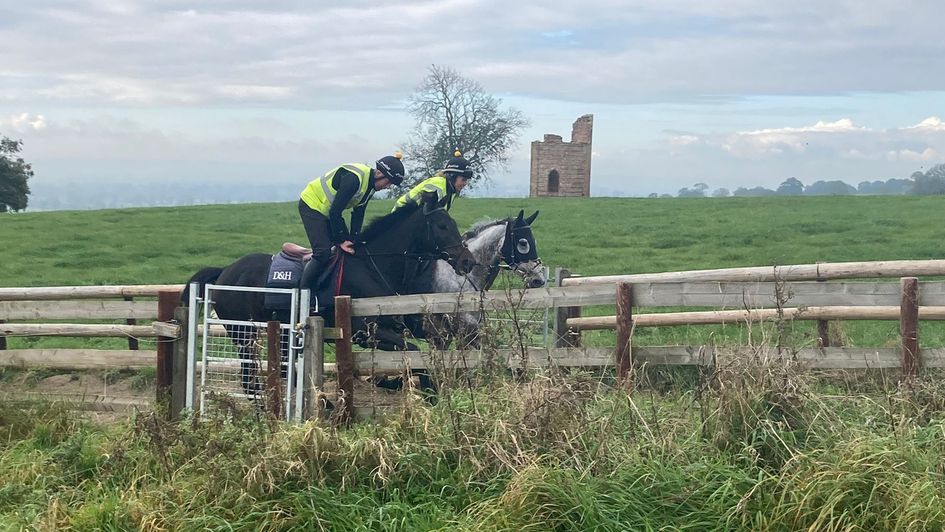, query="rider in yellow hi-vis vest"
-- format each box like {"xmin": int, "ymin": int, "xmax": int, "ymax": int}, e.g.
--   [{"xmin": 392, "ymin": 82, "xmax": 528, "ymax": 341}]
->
[
  {"xmin": 392, "ymin": 151, "xmax": 472, "ymax": 212},
  {"xmin": 298, "ymin": 153, "xmax": 405, "ymax": 287}
]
